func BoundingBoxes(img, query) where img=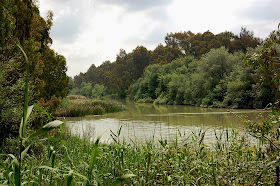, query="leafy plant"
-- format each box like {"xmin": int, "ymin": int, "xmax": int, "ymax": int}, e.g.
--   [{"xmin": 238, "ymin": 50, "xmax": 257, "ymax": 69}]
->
[{"xmin": 0, "ymin": 44, "xmax": 64, "ymax": 186}]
